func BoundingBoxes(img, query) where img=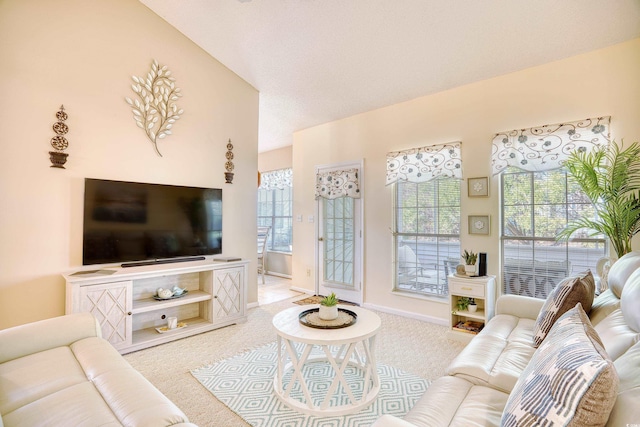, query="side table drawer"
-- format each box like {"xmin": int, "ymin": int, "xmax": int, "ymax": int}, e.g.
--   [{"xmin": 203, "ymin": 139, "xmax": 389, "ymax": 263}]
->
[{"xmin": 451, "ymin": 281, "xmax": 485, "ymax": 298}]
